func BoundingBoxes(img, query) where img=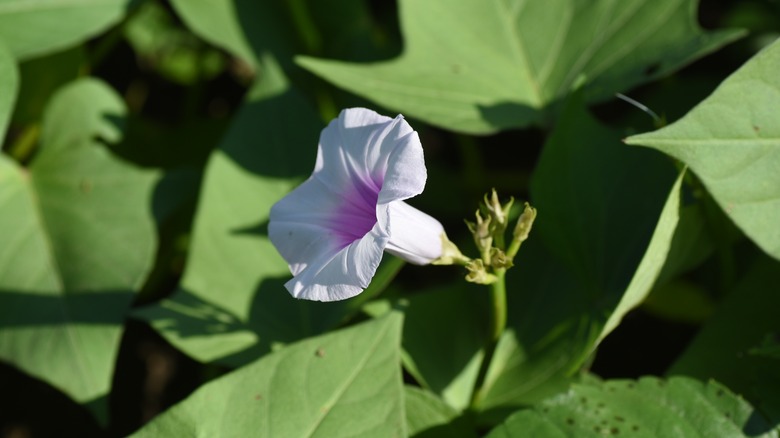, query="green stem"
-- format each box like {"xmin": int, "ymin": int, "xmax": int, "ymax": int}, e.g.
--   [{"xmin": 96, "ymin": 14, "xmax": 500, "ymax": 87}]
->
[{"xmin": 469, "ymin": 269, "xmax": 507, "ymax": 409}]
